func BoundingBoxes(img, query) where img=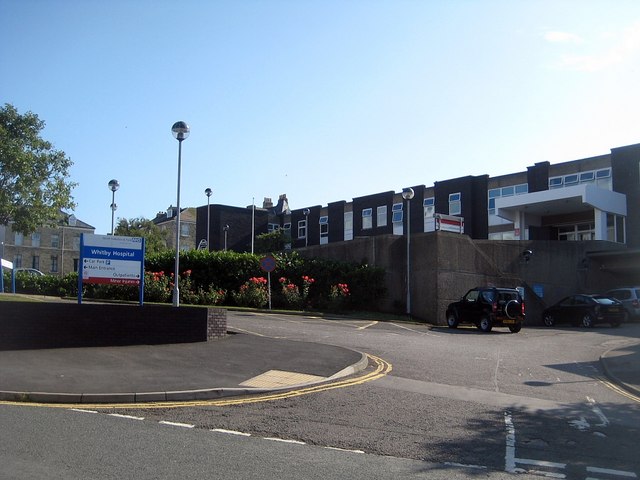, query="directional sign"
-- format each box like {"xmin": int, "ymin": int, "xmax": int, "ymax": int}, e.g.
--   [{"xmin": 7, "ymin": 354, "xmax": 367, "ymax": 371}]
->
[{"xmin": 80, "ymin": 234, "xmax": 144, "ymax": 285}]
